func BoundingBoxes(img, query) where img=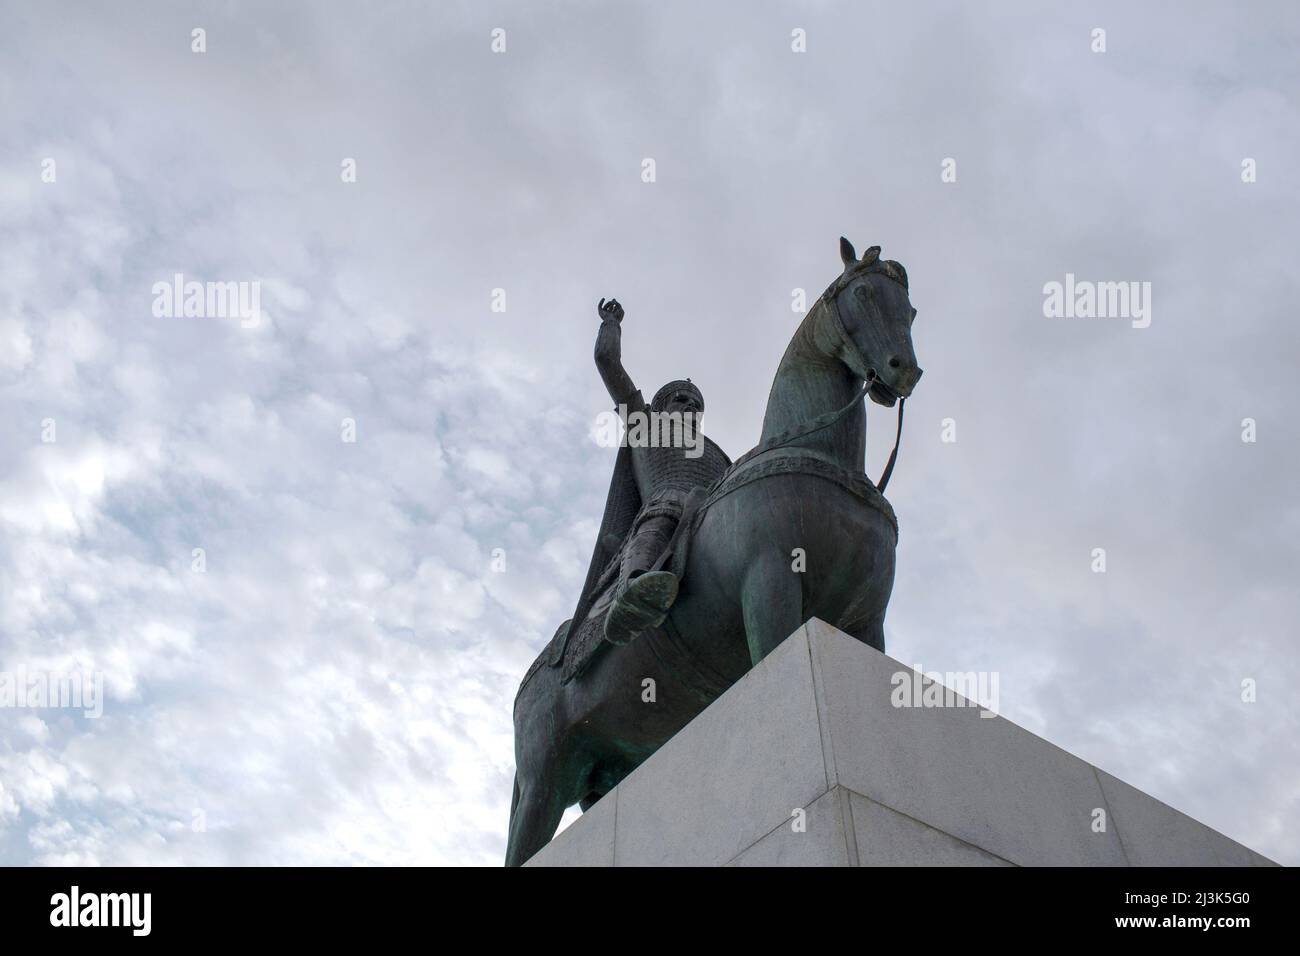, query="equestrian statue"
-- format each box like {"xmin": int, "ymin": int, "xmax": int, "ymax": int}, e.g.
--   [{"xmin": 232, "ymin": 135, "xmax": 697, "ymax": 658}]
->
[{"xmin": 507, "ymin": 237, "xmax": 923, "ymax": 866}]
